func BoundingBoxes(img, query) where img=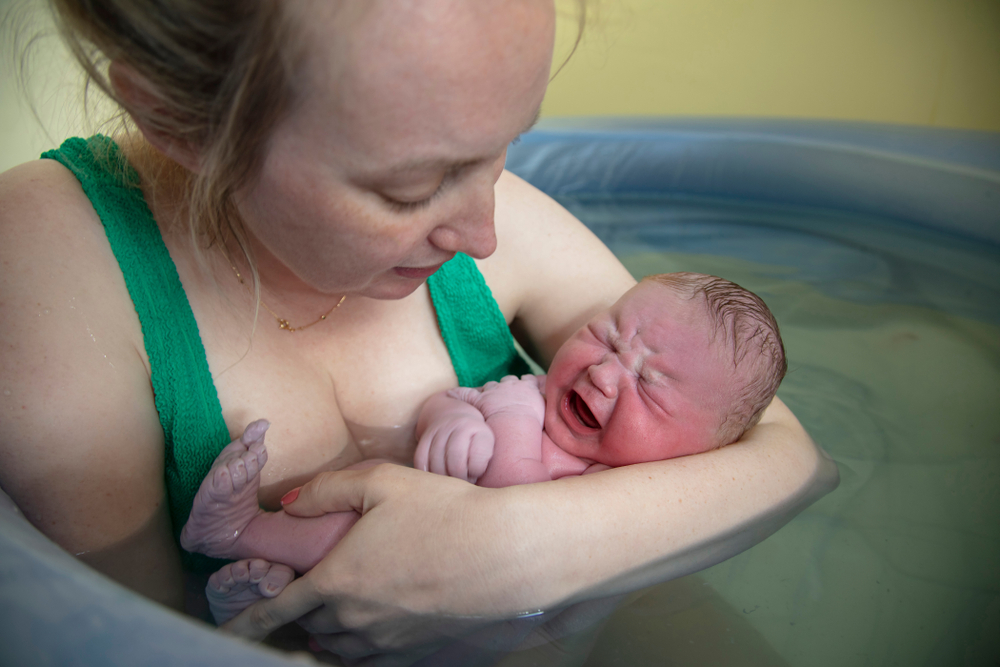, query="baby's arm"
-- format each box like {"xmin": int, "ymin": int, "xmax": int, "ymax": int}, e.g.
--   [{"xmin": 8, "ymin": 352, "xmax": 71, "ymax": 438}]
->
[{"xmin": 446, "ymin": 375, "xmax": 554, "ymax": 488}]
